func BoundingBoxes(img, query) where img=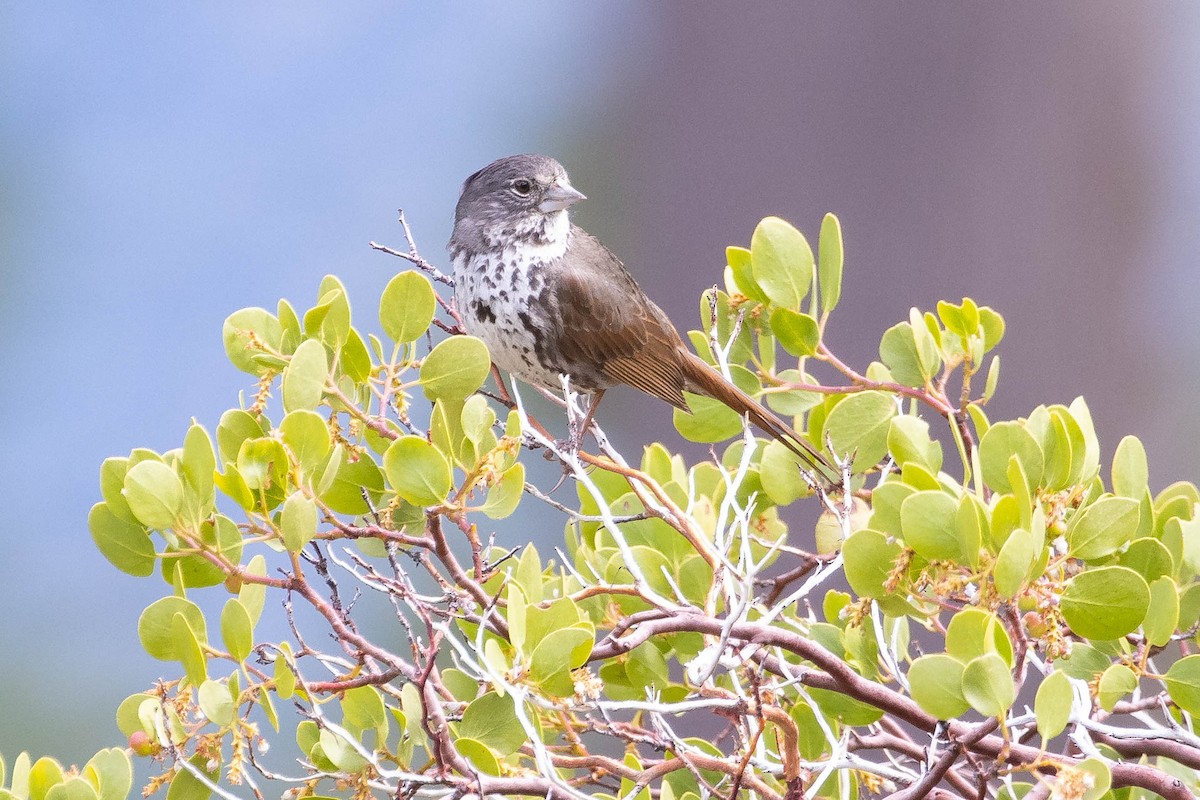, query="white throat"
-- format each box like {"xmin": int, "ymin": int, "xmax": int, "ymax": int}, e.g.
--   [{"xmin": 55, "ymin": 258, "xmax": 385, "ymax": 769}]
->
[{"xmin": 518, "ymin": 210, "xmax": 571, "ymax": 263}]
